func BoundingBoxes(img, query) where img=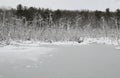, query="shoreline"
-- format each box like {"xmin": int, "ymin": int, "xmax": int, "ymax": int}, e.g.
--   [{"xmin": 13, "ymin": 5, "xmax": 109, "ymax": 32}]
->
[{"xmin": 0, "ymin": 37, "xmax": 120, "ymax": 50}]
